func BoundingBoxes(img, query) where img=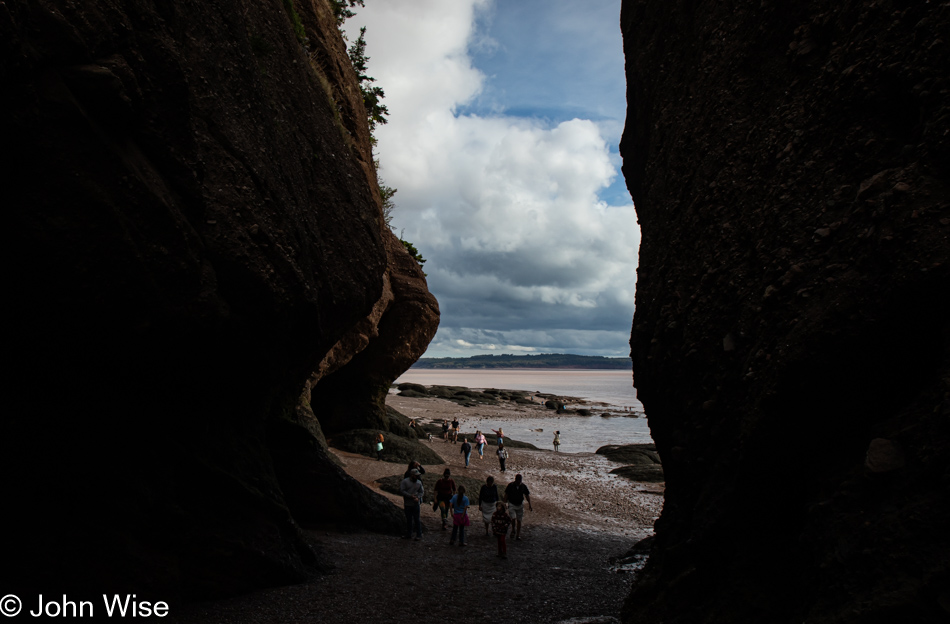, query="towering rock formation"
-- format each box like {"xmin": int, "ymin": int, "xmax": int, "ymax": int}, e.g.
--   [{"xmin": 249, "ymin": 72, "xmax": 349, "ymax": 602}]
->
[
  {"xmin": 621, "ymin": 1, "xmax": 948, "ymax": 622},
  {"xmin": 3, "ymin": 0, "xmax": 436, "ymax": 600}
]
